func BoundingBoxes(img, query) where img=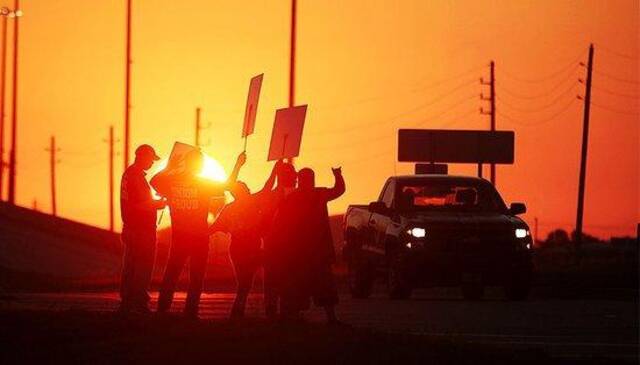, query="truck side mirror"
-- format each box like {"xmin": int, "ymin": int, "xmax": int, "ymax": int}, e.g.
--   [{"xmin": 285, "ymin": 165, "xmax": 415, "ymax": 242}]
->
[
  {"xmin": 369, "ymin": 201, "xmax": 388, "ymax": 215},
  {"xmin": 509, "ymin": 202, "xmax": 526, "ymax": 215}
]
